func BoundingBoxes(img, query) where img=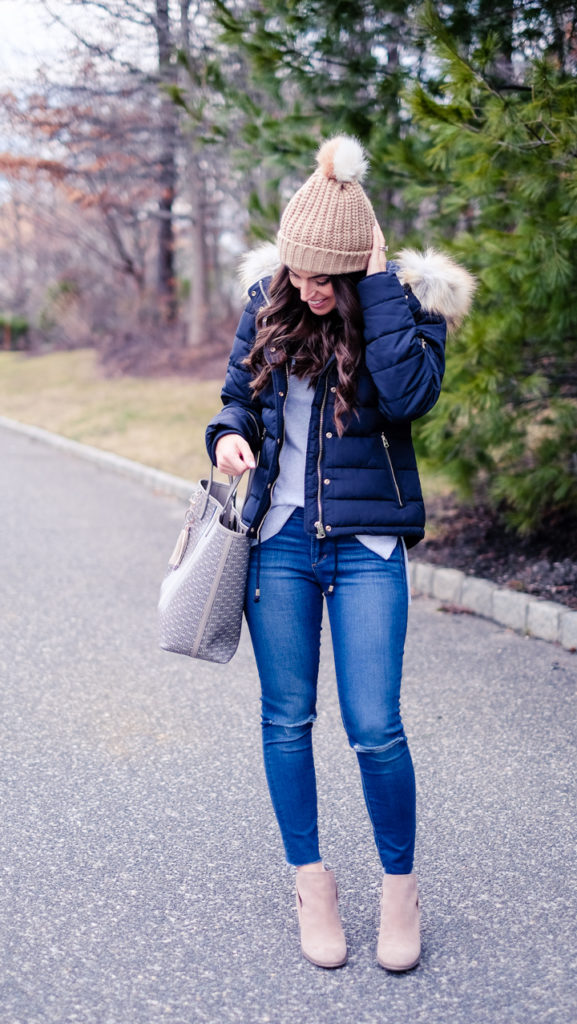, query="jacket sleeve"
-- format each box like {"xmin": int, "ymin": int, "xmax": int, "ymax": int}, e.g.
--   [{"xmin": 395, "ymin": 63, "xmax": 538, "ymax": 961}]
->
[
  {"xmin": 205, "ymin": 297, "xmax": 264, "ymax": 464},
  {"xmin": 357, "ymin": 270, "xmax": 446, "ymax": 422}
]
